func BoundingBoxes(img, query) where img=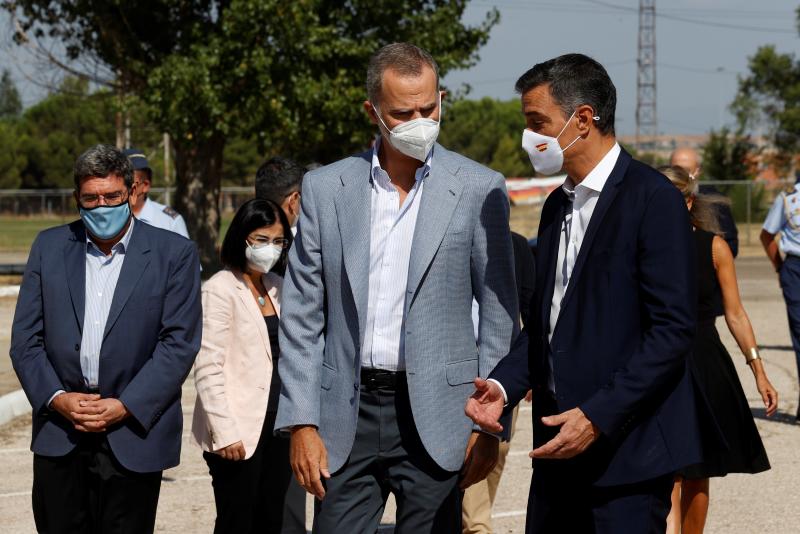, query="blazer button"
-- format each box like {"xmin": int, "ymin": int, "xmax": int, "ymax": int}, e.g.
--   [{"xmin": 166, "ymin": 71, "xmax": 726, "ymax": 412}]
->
[{"xmin": 74, "ymin": 344, "xmax": 80, "ymax": 351}]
